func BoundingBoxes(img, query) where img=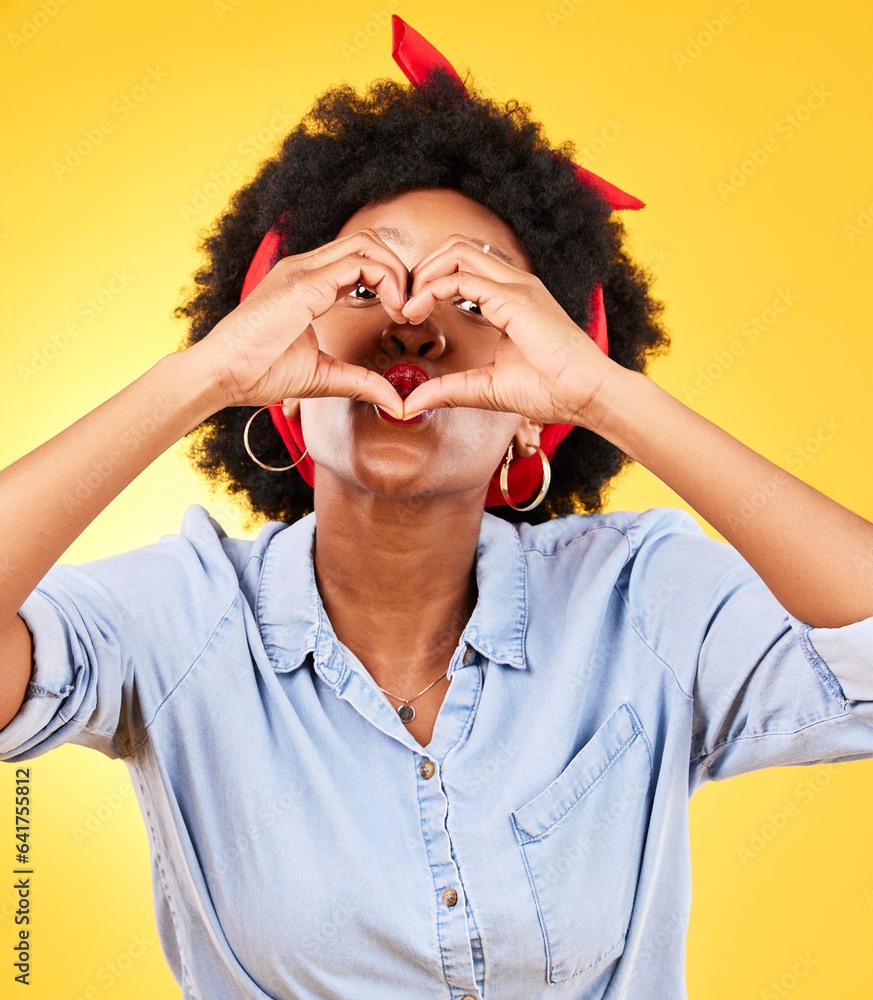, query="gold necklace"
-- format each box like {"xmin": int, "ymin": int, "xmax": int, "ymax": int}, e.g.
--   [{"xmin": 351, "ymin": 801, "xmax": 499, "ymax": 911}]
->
[{"xmin": 378, "ymin": 668, "xmax": 450, "ymax": 723}]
